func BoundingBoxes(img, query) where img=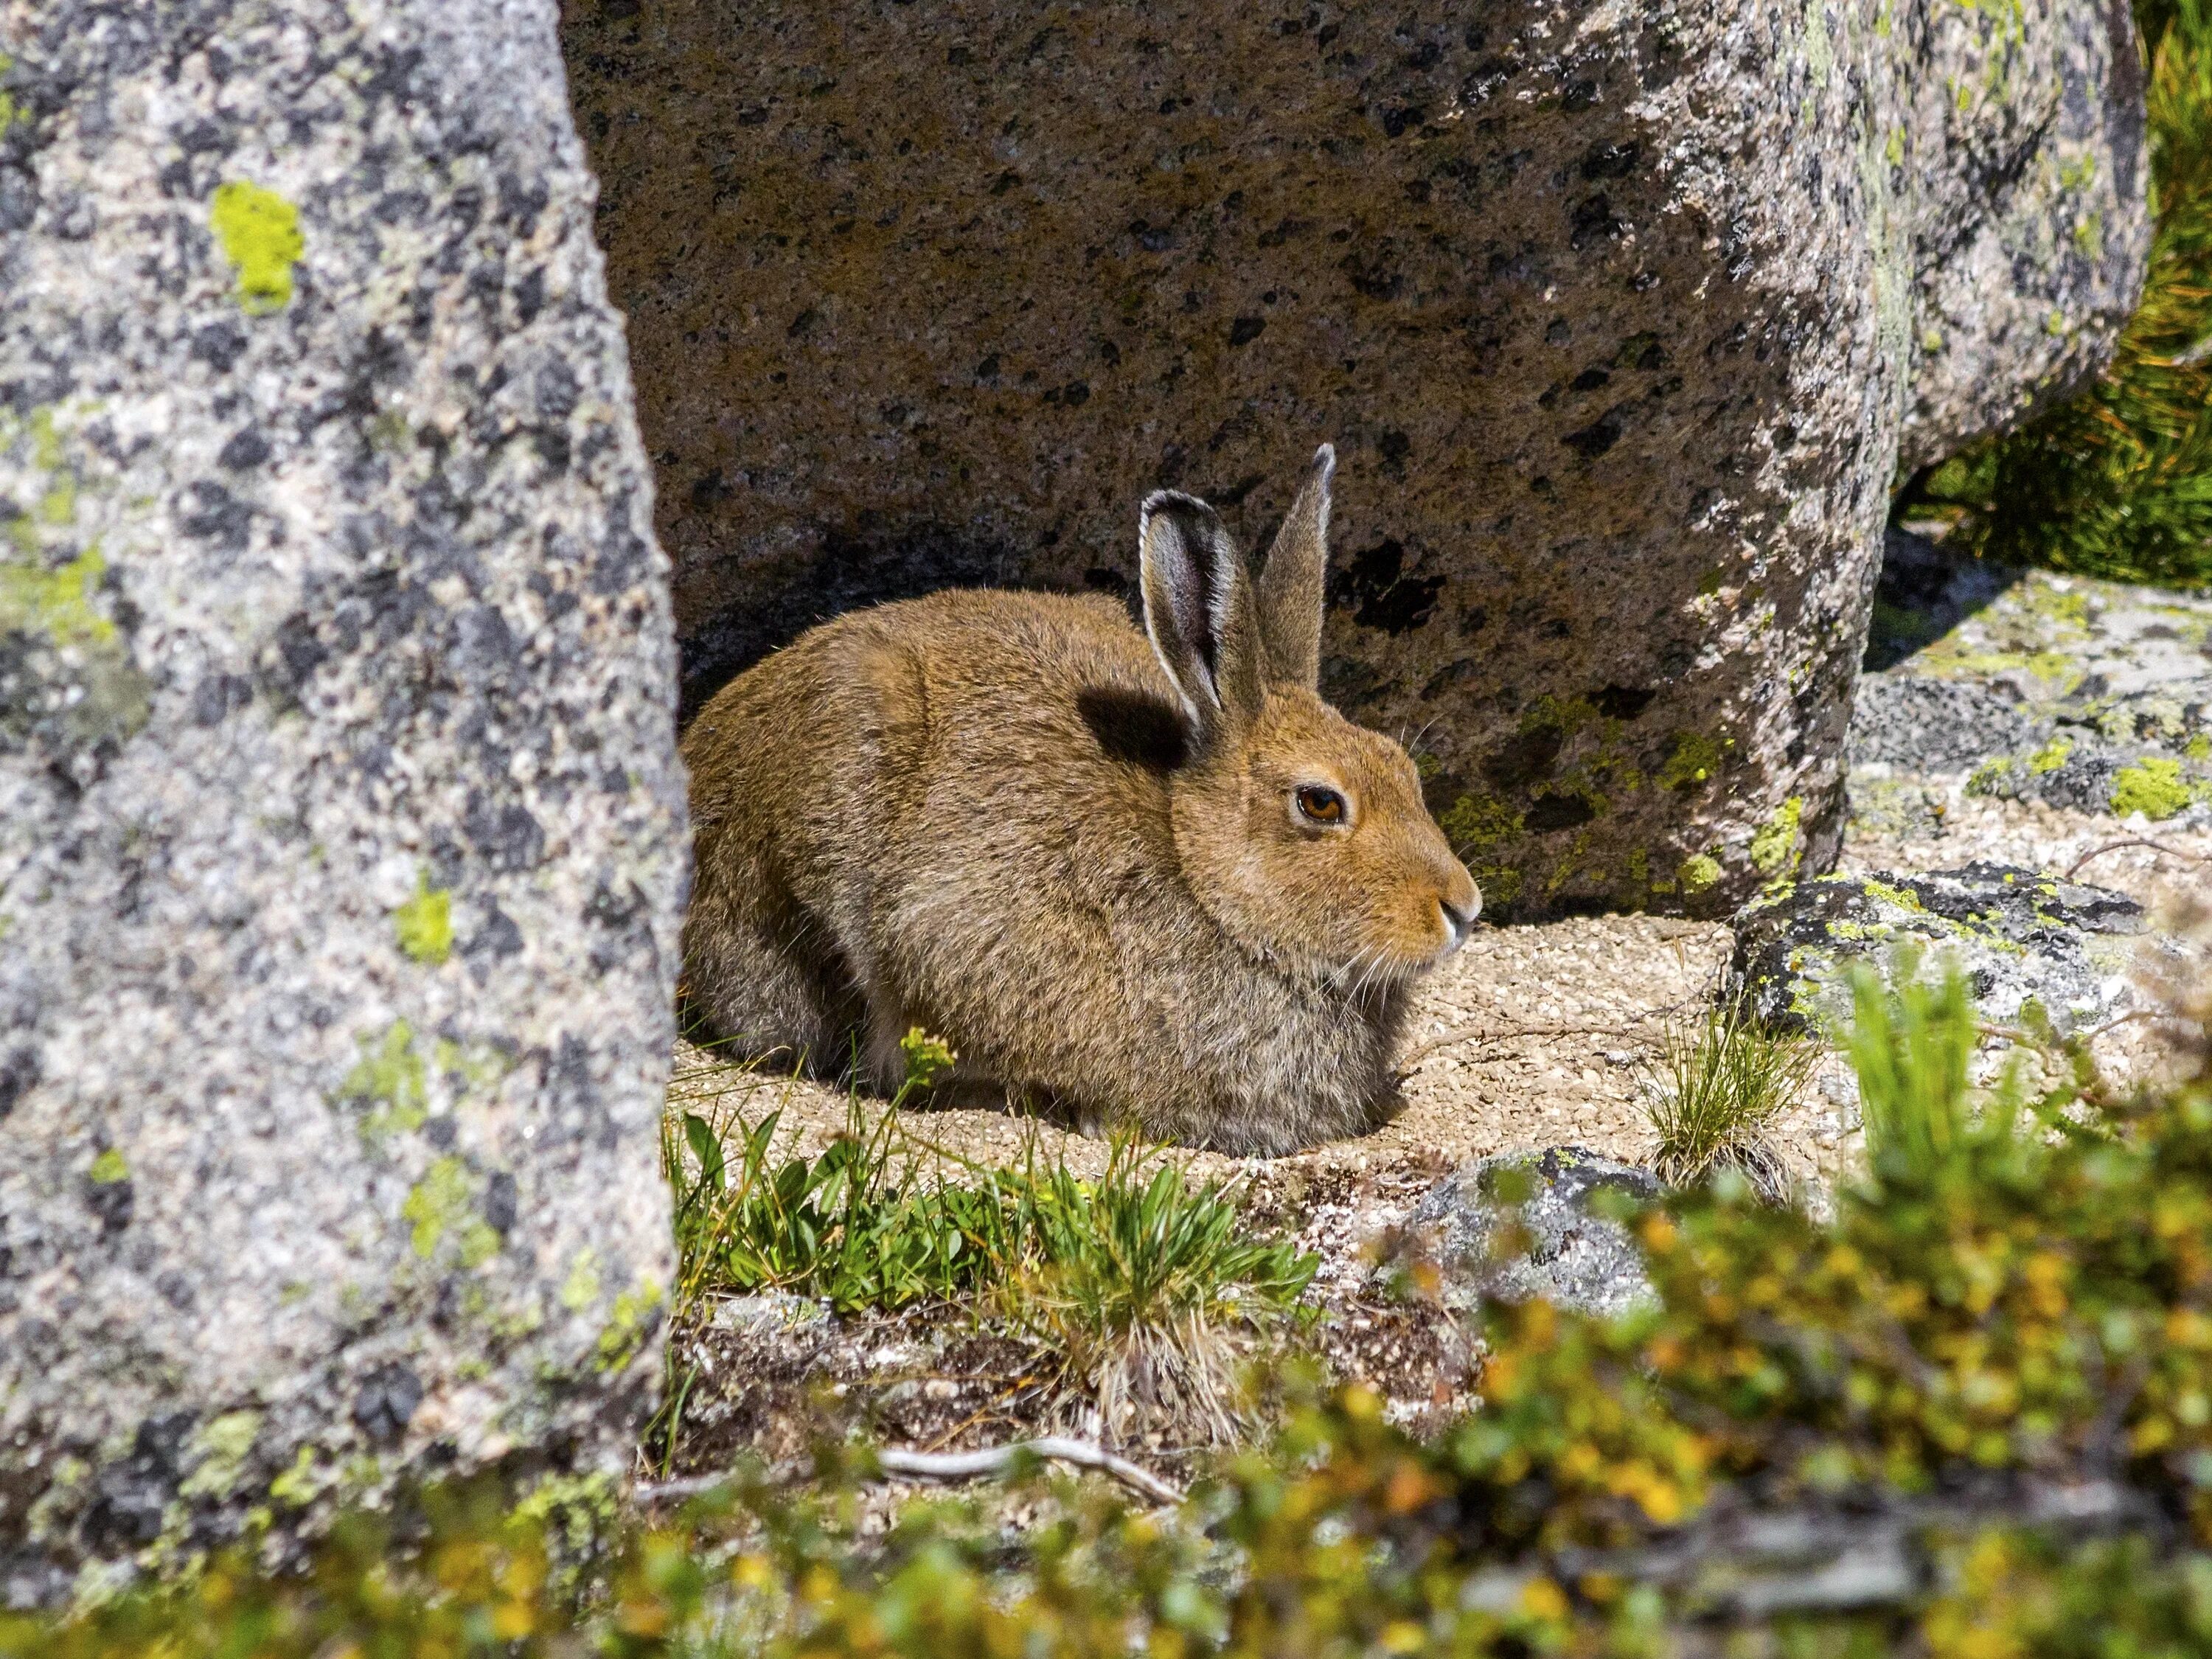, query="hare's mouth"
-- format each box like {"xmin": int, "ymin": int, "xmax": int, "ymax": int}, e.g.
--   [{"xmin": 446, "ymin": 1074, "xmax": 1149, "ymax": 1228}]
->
[{"xmin": 1324, "ymin": 943, "xmax": 1435, "ymax": 995}]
